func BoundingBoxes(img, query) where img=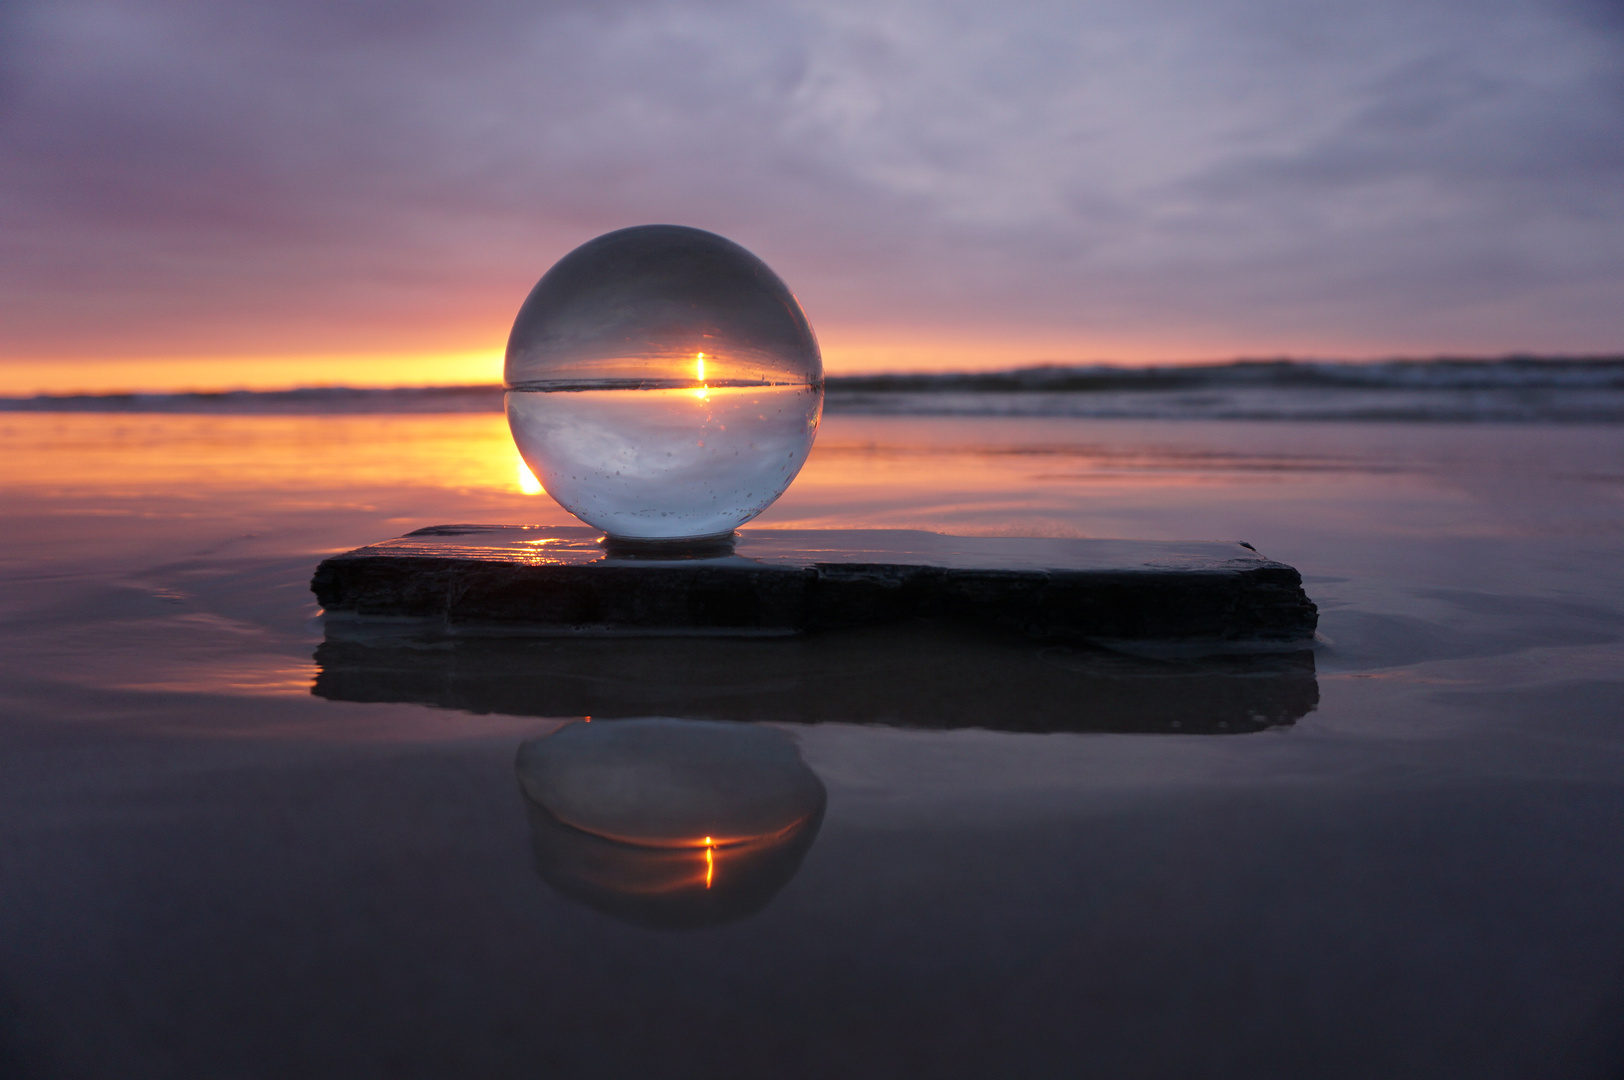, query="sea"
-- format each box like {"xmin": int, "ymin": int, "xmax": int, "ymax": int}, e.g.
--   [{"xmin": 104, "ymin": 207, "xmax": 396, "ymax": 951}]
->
[{"xmin": 2, "ymin": 358, "xmax": 1622, "ymax": 1078}]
